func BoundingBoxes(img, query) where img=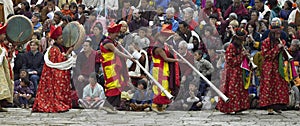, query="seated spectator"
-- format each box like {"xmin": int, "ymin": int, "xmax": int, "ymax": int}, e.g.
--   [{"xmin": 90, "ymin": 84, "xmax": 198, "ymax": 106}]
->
[
  {"xmin": 61, "ymin": 3, "xmax": 74, "ymax": 18},
  {"xmin": 78, "ymin": 72, "xmax": 106, "ymax": 109},
  {"xmin": 133, "ymin": 27, "xmax": 150, "ymax": 49},
  {"xmin": 14, "ymin": 78, "xmax": 34, "ymax": 109},
  {"xmin": 168, "ymin": 81, "xmax": 202, "ymax": 111},
  {"xmin": 13, "ymin": 69, "xmax": 35, "ymax": 108},
  {"xmin": 130, "ymin": 80, "xmax": 153, "ymax": 111},
  {"xmin": 22, "ymin": 40, "xmax": 44, "ymax": 93}
]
